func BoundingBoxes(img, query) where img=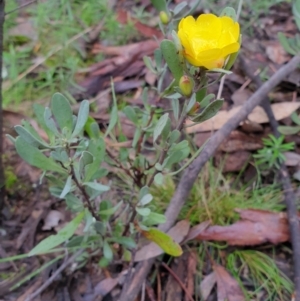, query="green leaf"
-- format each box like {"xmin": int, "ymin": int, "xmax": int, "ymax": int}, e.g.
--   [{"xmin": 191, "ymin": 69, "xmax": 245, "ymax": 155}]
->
[
  {"xmin": 220, "ymin": 7, "xmax": 237, "ymax": 21},
  {"xmin": 144, "ymin": 212, "xmax": 166, "ymax": 226},
  {"xmin": 154, "ymin": 173, "xmax": 164, "ymax": 185},
  {"xmin": 291, "ymin": 112, "xmax": 300, "ymax": 125},
  {"xmin": 186, "ymin": 93, "xmax": 196, "ymax": 113},
  {"xmin": 293, "ymin": 0, "xmax": 300, "ymax": 31},
  {"xmin": 14, "ymin": 125, "xmax": 49, "ymax": 149},
  {"xmin": 143, "ymin": 56, "xmax": 157, "ymax": 74},
  {"xmin": 136, "ymin": 207, "xmax": 151, "ymax": 216},
  {"xmin": 72, "ymin": 100, "xmax": 89, "ymax": 137},
  {"xmin": 103, "ymin": 240, "xmax": 113, "ymax": 261},
  {"xmin": 154, "ymin": 113, "xmax": 169, "ymax": 142},
  {"xmin": 83, "ymin": 182, "xmax": 110, "ymax": 192},
  {"xmin": 154, "ymin": 48, "xmax": 162, "ymax": 70},
  {"xmin": 28, "ymin": 211, "xmax": 85, "ymax": 256},
  {"xmin": 22, "ymin": 120, "xmax": 50, "ymax": 146},
  {"xmin": 196, "ymin": 87, "xmax": 207, "ymax": 103},
  {"xmin": 173, "ymin": 1, "xmax": 187, "ymax": 15},
  {"xmin": 191, "ymin": 99, "xmax": 223, "ymax": 123},
  {"xmin": 278, "ymin": 125, "xmax": 300, "ymax": 135},
  {"xmin": 84, "ymin": 116, "xmax": 100, "ymax": 139},
  {"xmin": 79, "ymin": 151, "xmax": 94, "ymax": 179},
  {"xmin": 51, "ymin": 93, "xmax": 73, "ymax": 133},
  {"xmin": 60, "ymin": 175, "xmax": 72, "ymax": 198},
  {"xmin": 132, "ymin": 127, "xmax": 142, "ymax": 148},
  {"xmin": 160, "ymin": 40, "xmax": 184, "ymax": 84},
  {"xmin": 99, "ymin": 201, "xmax": 123, "ymax": 217},
  {"xmin": 111, "ymin": 237, "xmax": 136, "ymax": 249},
  {"xmin": 163, "ymin": 149, "xmax": 190, "ymax": 169},
  {"xmin": 168, "ymin": 130, "xmax": 180, "ymax": 145},
  {"xmin": 33, "ymin": 104, "xmax": 55, "ymax": 142},
  {"xmin": 84, "ymin": 138, "xmax": 106, "ymax": 182},
  {"xmin": 141, "ymin": 228, "xmax": 182, "ymax": 257},
  {"xmin": 15, "ymin": 137, "xmax": 65, "ymax": 173},
  {"xmin": 65, "ymin": 194, "xmax": 84, "ymax": 212},
  {"xmin": 172, "ymin": 98, "xmax": 179, "ymax": 121},
  {"xmin": 44, "ymin": 107, "xmax": 60, "ymax": 136},
  {"xmin": 278, "ymin": 32, "xmax": 297, "ymax": 55},
  {"xmin": 138, "ymin": 194, "xmax": 153, "ymax": 206},
  {"xmin": 161, "ymin": 117, "xmax": 171, "ymax": 141},
  {"xmin": 105, "ymin": 81, "xmax": 118, "ymax": 137},
  {"xmin": 123, "ymin": 106, "xmax": 139, "ymax": 124},
  {"xmin": 150, "ymin": 0, "xmax": 167, "ymax": 12},
  {"xmin": 200, "ymin": 93, "xmax": 215, "ymax": 108},
  {"xmin": 139, "ymin": 186, "xmax": 149, "ymax": 201}
]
